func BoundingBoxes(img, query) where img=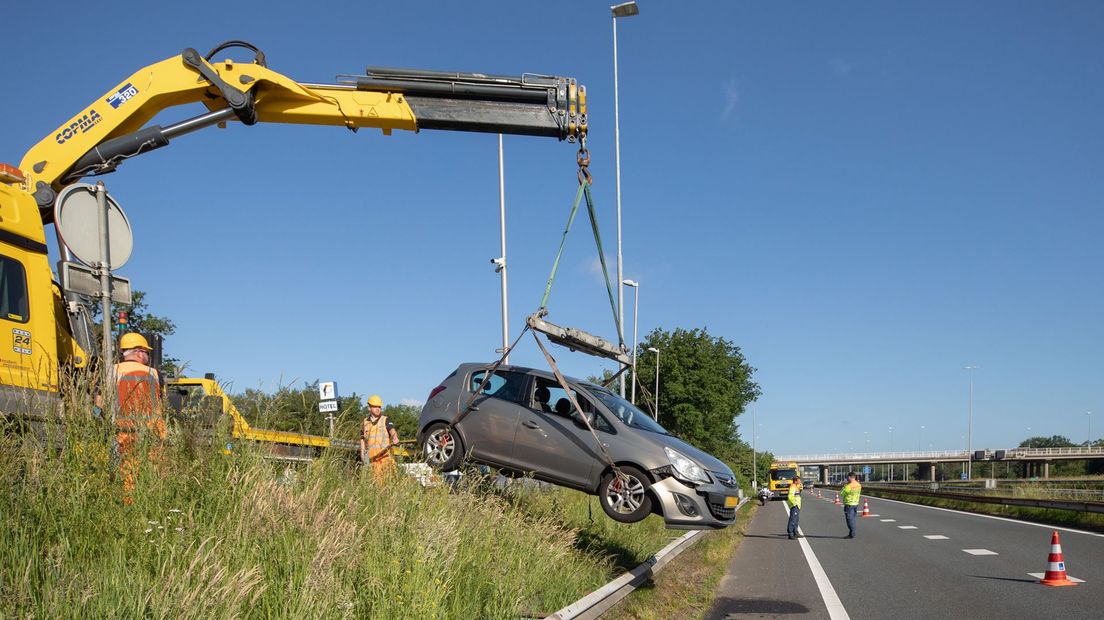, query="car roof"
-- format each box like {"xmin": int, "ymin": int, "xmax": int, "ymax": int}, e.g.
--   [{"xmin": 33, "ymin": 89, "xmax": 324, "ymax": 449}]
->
[{"xmin": 456, "ymin": 361, "xmax": 605, "ymax": 391}]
